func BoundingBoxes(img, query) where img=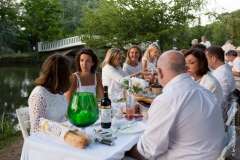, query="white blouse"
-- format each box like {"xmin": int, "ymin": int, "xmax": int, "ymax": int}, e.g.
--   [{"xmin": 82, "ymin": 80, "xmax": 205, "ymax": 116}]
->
[
  {"xmin": 199, "ymin": 72, "xmax": 223, "ymax": 107},
  {"xmin": 142, "ymin": 57, "xmax": 157, "ymax": 69},
  {"xmin": 28, "ymin": 86, "xmax": 68, "ymax": 135},
  {"xmin": 74, "ymin": 73, "xmax": 97, "ymax": 97},
  {"xmin": 102, "ymin": 64, "xmax": 130, "ymax": 96},
  {"xmin": 122, "ymin": 62, "xmax": 142, "ymax": 75}
]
